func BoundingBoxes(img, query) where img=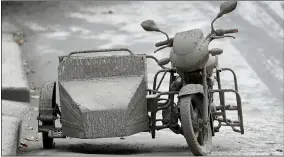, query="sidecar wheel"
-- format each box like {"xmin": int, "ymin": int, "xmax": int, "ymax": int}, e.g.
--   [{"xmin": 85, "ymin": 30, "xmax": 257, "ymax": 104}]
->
[
  {"xmin": 42, "ymin": 122, "xmax": 55, "ymax": 149},
  {"xmin": 38, "ymin": 82, "xmax": 57, "ymax": 149},
  {"xmin": 180, "ymin": 94, "xmax": 212, "ymax": 156}
]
